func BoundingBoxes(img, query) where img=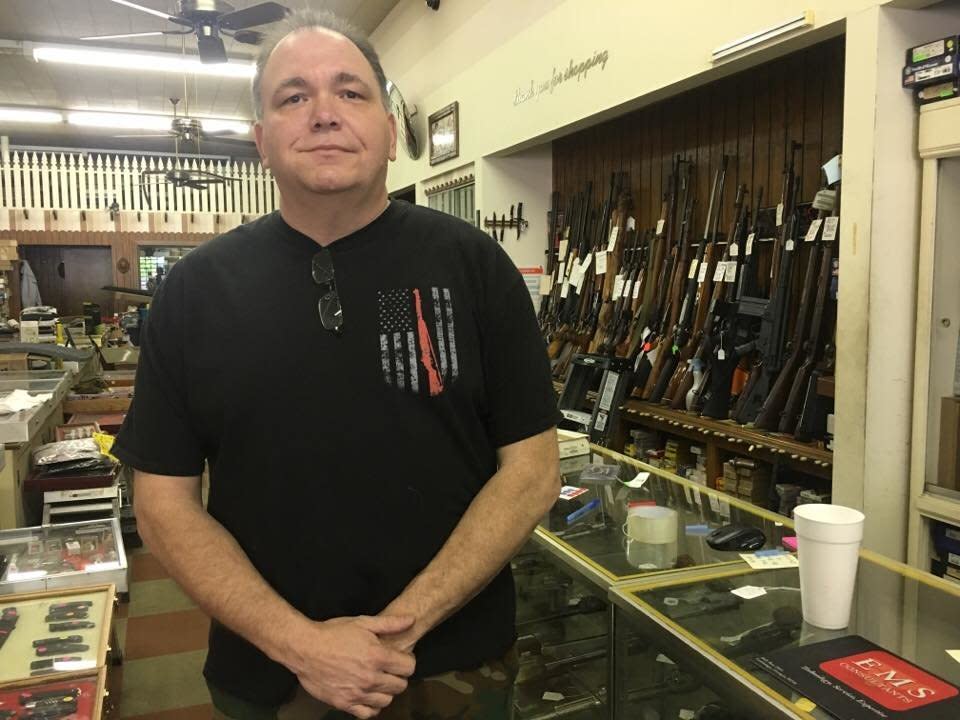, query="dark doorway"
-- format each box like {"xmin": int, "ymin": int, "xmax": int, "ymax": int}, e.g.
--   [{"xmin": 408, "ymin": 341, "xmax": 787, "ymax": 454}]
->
[
  {"xmin": 21, "ymin": 246, "xmax": 115, "ymax": 318},
  {"xmin": 389, "ymin": 185, "xmax": 416, "ymax": 204}
]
